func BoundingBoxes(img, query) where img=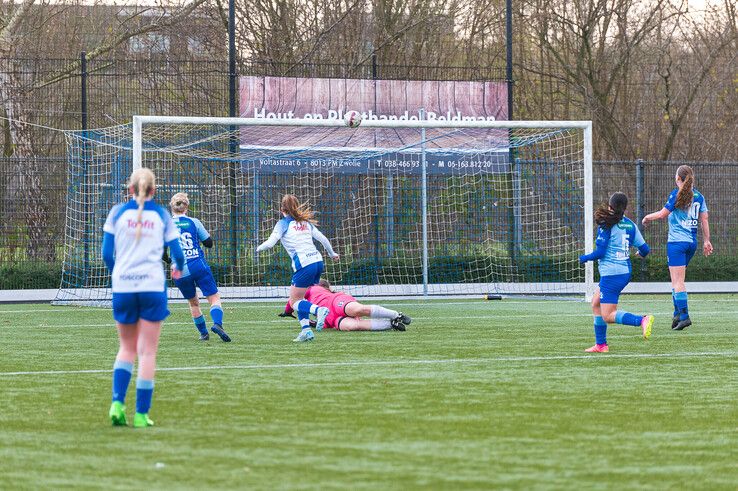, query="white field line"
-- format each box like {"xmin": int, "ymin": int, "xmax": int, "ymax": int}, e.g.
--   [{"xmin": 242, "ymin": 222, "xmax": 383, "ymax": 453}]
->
[
  {"xmin": 2, "ymin": 297, "xmax": 737, "ymax": 314},
  {"xmin": 0, "ymin": 352, "xmax": 735, "ymax": 377},
  {"xmin": 15, "ymin": 310, "xmax": 738, "ymax": 329}
]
